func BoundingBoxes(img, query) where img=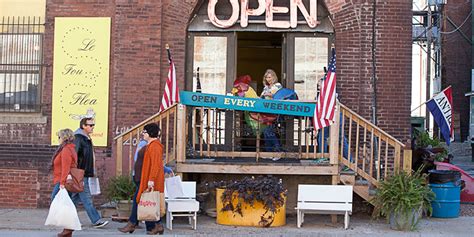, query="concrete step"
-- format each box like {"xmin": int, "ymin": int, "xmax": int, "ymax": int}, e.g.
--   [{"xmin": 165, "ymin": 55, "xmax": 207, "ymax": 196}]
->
[{"xmin": 449, "ymin": 142, "xmax": 472, "ymax": 157}]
